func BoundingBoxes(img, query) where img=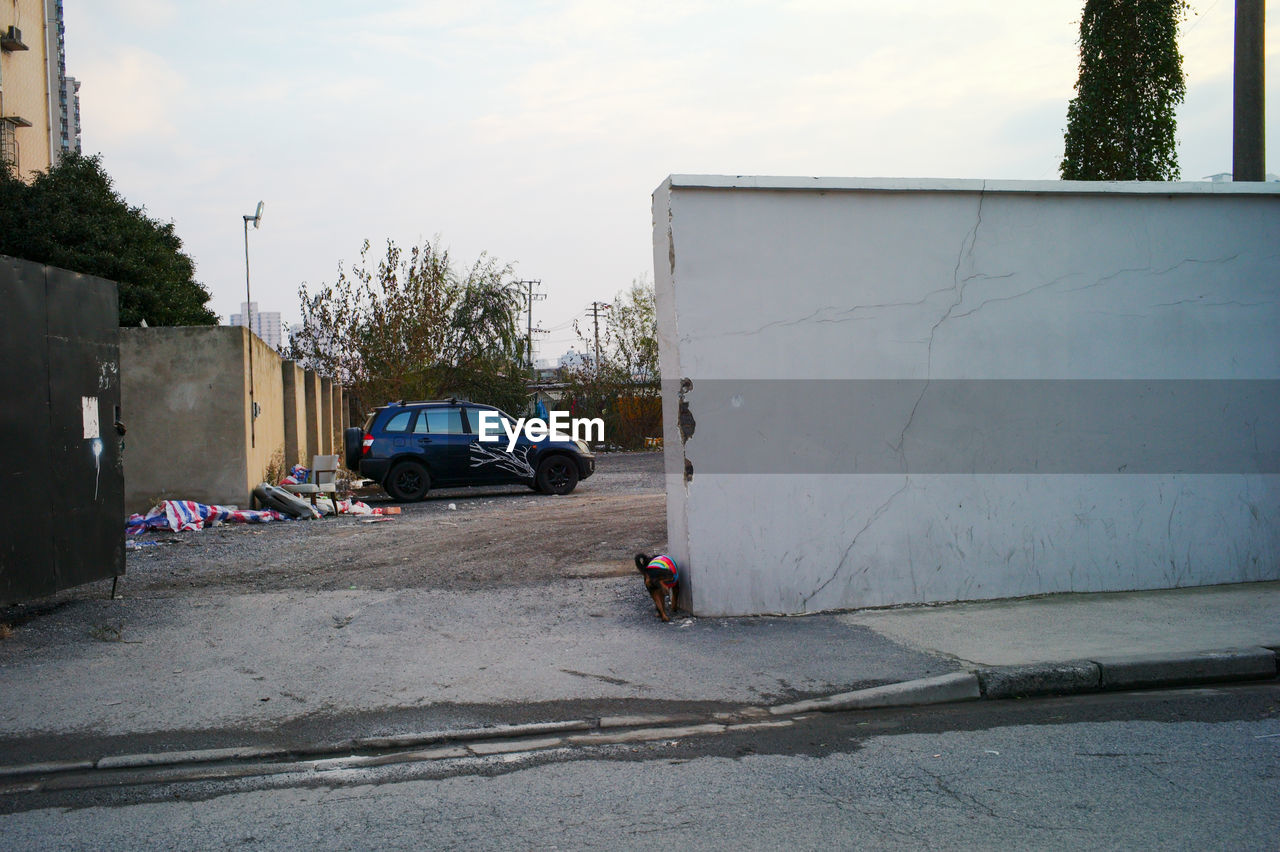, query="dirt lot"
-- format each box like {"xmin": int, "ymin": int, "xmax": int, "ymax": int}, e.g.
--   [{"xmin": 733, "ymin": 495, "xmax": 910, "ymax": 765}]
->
[{"xmin": 118, "ymin": 451, "xmax": 667, "ymax": 596}]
